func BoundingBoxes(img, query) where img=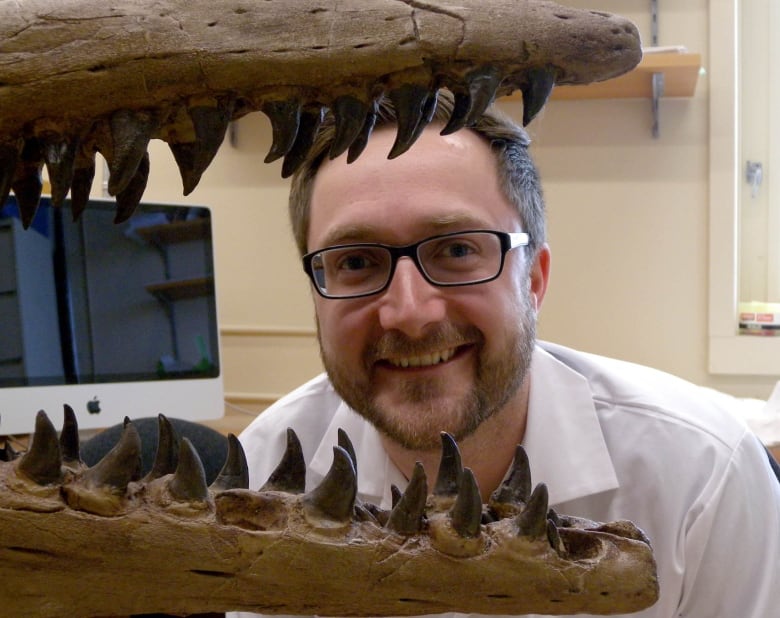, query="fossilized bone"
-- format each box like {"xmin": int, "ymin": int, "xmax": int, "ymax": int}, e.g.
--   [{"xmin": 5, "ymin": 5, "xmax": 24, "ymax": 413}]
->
[
  {"xmin": 0, "ymin": 407, "xmax": 659, "ymax": 617},
  {"xmin": 0, "ymin": 0, "xmax": 641, "ymax": 227}
]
